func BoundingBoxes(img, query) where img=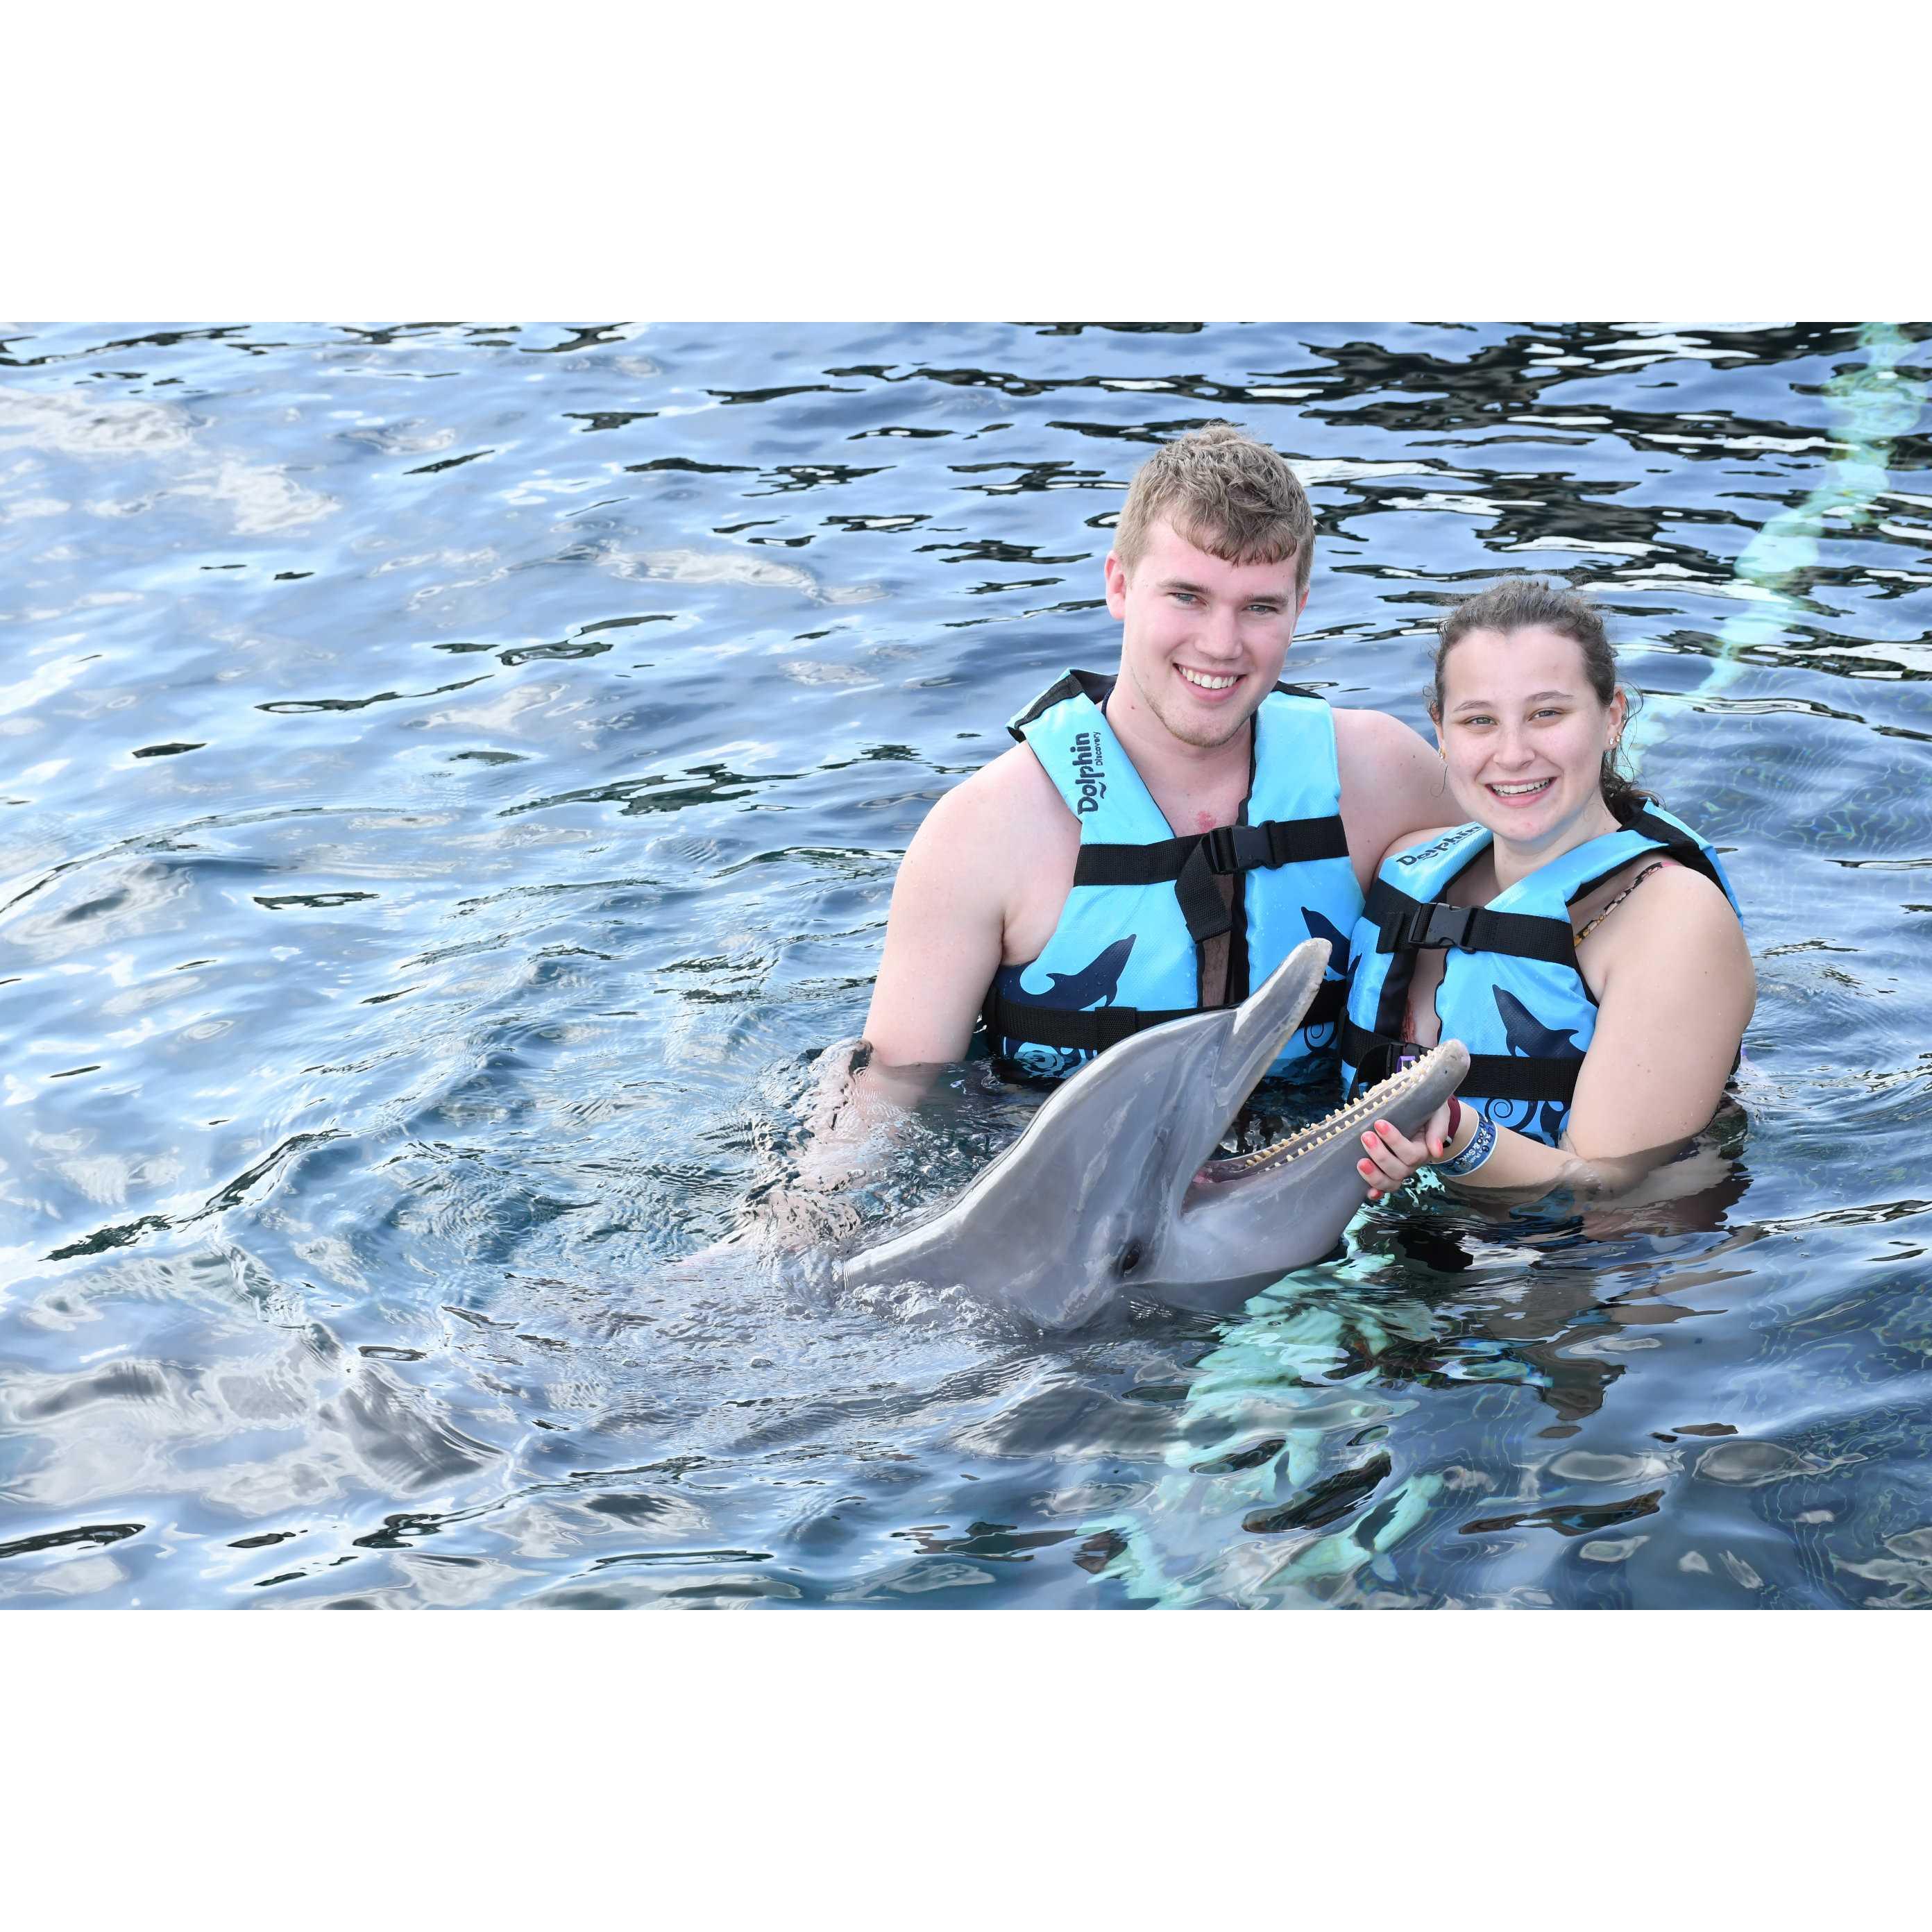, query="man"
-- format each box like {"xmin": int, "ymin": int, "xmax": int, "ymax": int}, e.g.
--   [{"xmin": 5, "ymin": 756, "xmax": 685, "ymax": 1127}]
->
[{"xmin": 861, "ymin": 422, "xmax": 1446, "ymax": 1085}]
